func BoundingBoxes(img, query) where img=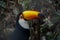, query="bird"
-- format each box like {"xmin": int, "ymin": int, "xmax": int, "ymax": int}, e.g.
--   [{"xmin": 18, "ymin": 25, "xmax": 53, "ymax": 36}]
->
[{"xmin": 8, "ymin": 10, "xmax": 44, "ymax": 40}]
